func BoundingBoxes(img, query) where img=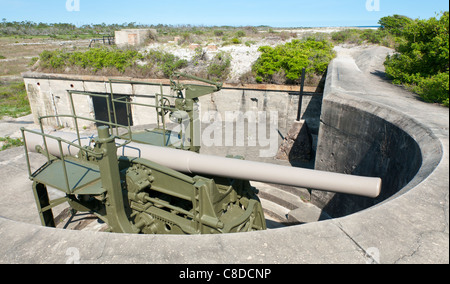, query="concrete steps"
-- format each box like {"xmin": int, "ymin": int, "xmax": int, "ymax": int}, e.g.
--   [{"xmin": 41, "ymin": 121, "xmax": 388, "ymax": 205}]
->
[{"xmin": 253, "ymin": 181, "xmax": 331, "ymax": 226}]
